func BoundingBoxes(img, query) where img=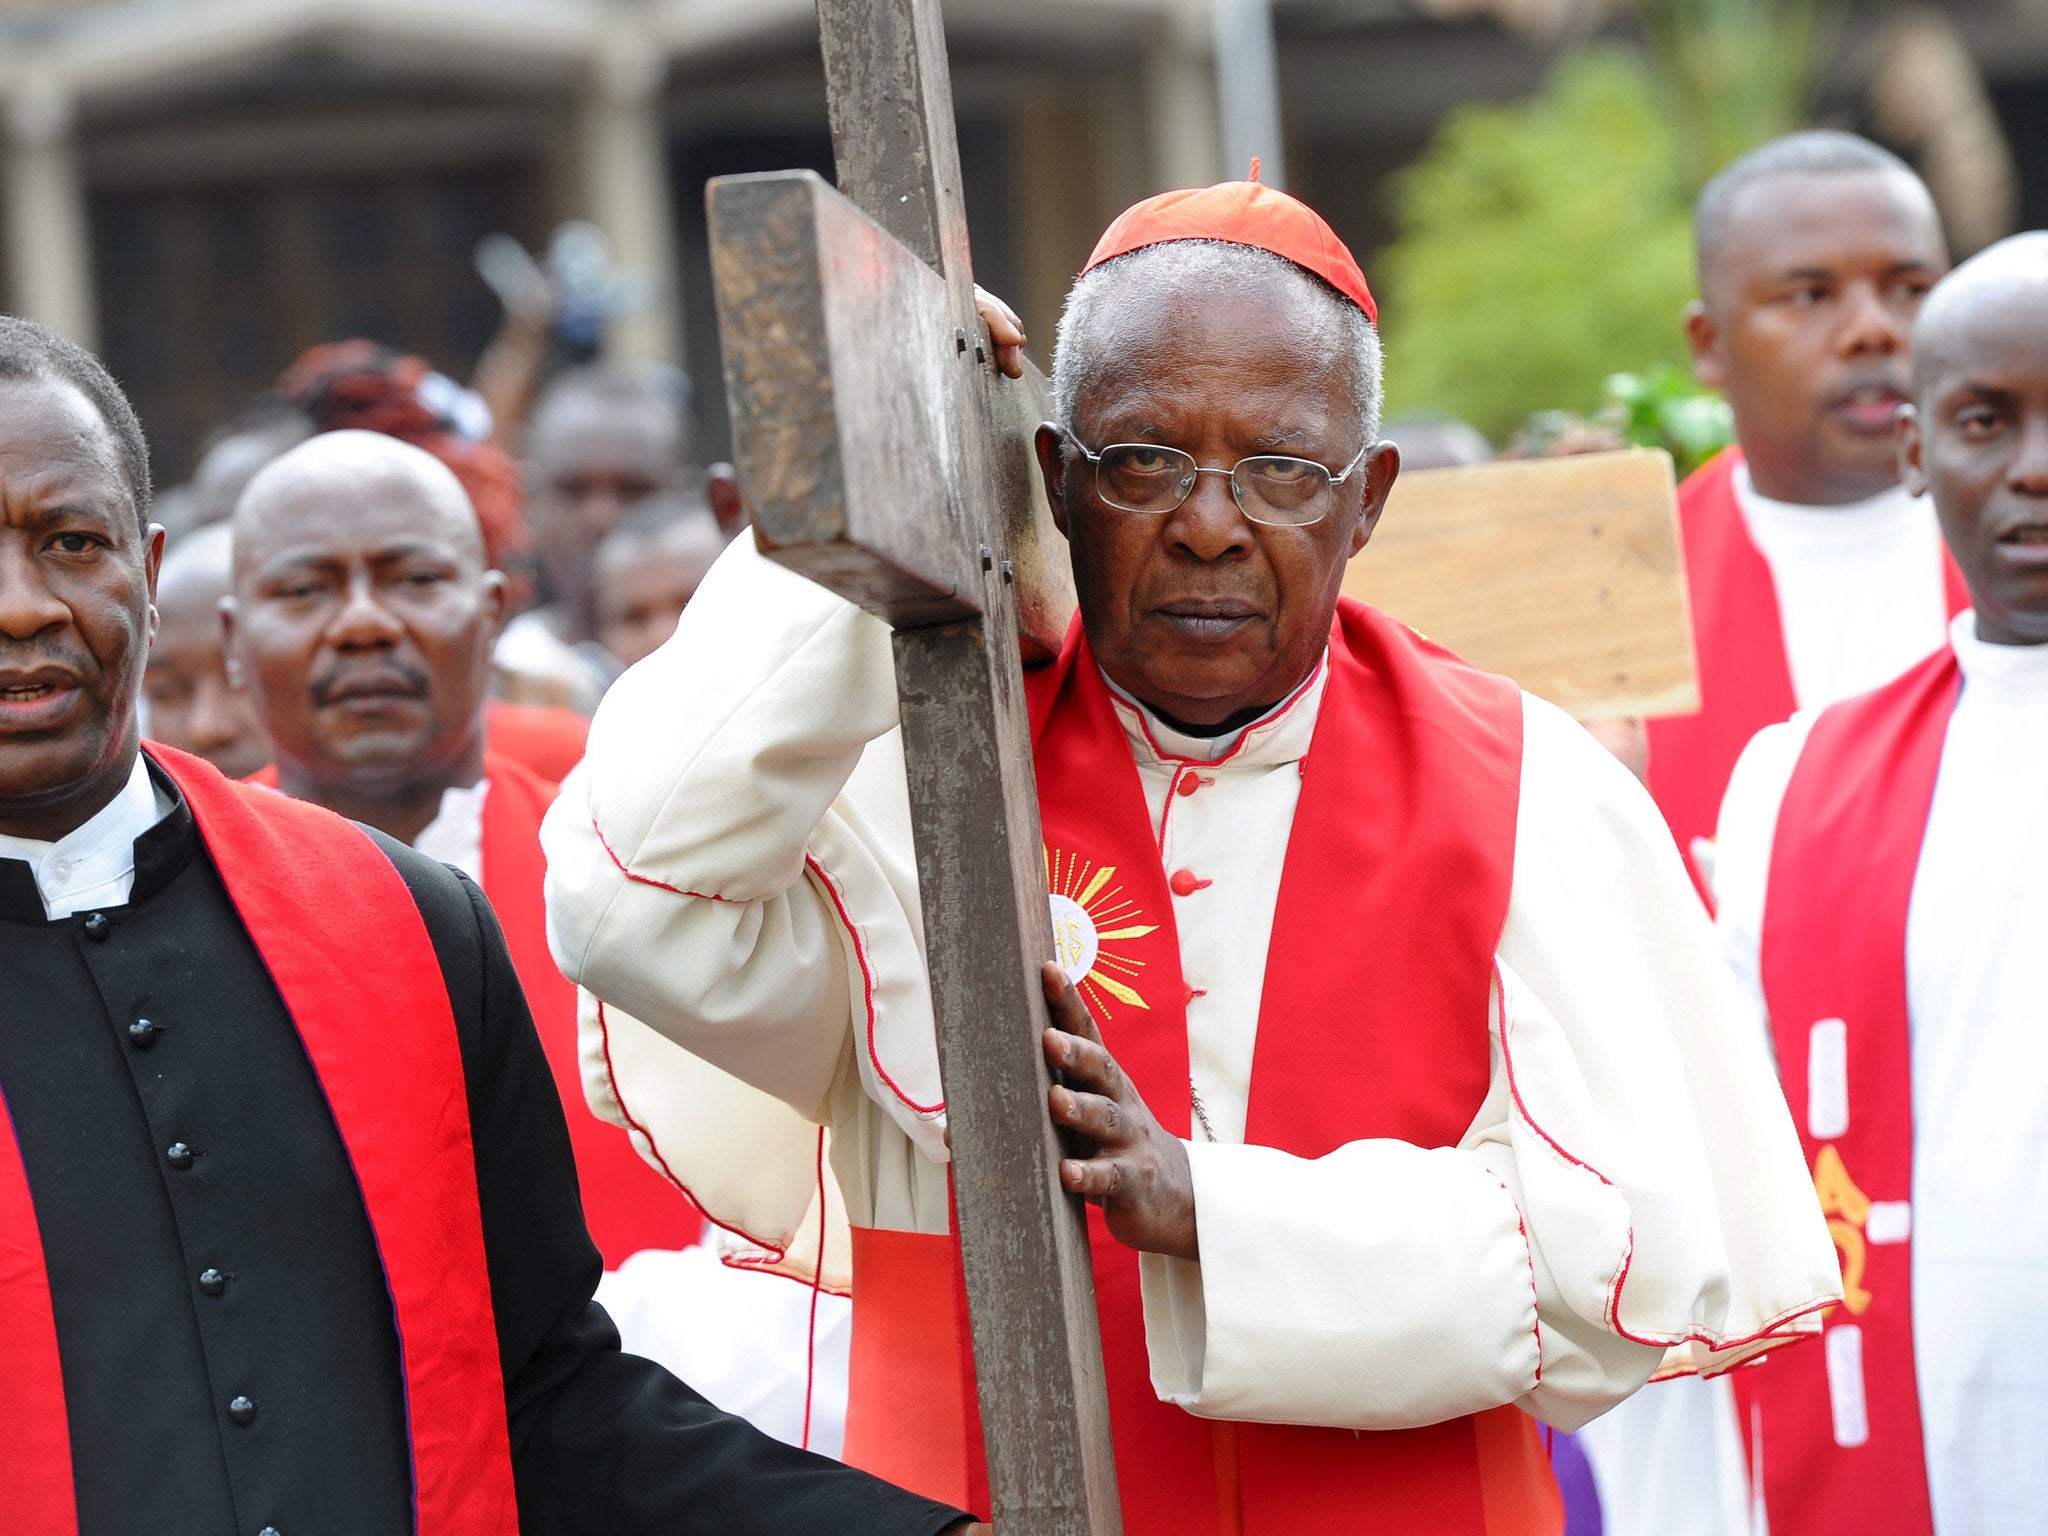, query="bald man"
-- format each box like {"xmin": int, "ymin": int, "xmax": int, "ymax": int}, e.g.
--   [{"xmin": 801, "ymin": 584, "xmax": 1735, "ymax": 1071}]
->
[
  {"xmin": 1644, "ymin": 132, "xmax": 1964, "ymax": 903},
  {"xmin": 142, "ymin": 523, "xmax": 269, "ymax": 780},
  {"xmin": 1709, "ymin": 231, "xmax": 2048, "ymax": 1536},
  {"xmin": 224, "ymin": 432, "xmax": 701, "ymax": 1272}
]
